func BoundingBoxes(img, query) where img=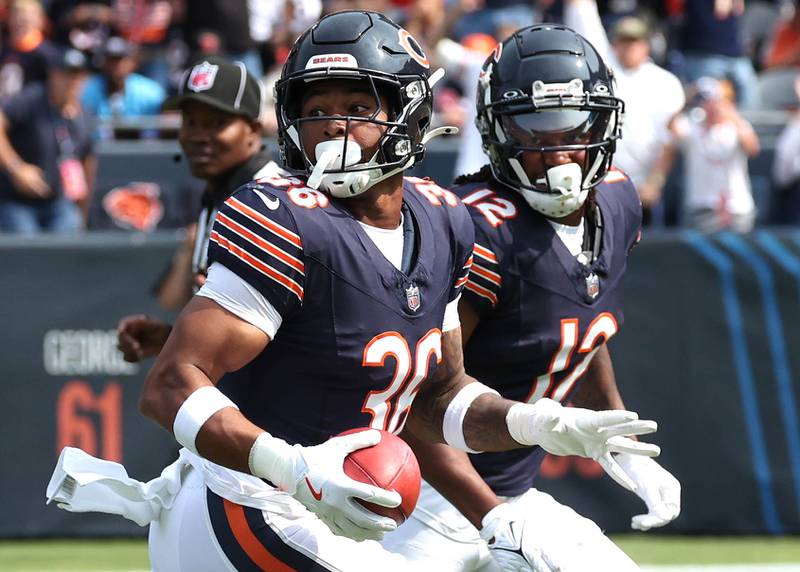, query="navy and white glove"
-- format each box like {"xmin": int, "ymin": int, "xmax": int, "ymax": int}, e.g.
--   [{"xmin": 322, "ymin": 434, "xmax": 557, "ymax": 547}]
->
[
  {"xmin": 249, "ymin": 429, "xmax": 401, "ymax": 541},
  {"xmin": 599, "ymin": 453, "xmax": 681, "ymax": 530}
]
